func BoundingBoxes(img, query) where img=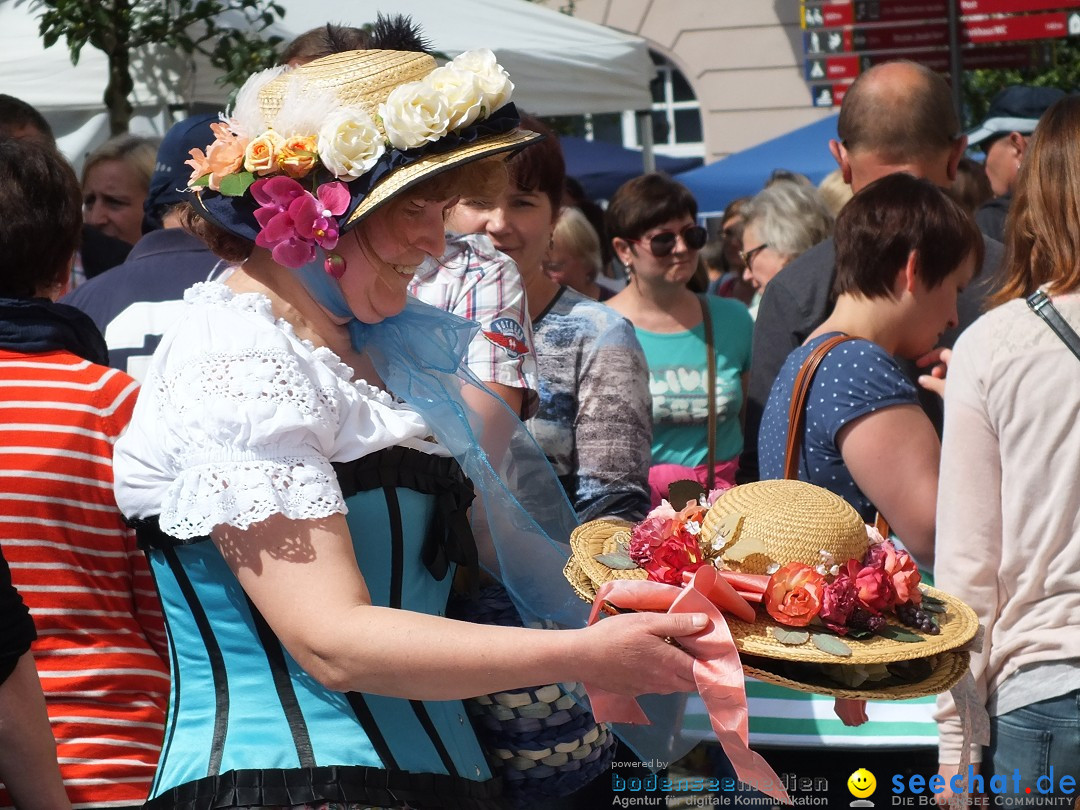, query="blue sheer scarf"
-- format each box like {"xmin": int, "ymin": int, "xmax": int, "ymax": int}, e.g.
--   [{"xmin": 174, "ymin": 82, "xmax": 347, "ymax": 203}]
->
[{"xmin": 296, "ymin": 259, "xmax": 690, "ymax": 764}]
